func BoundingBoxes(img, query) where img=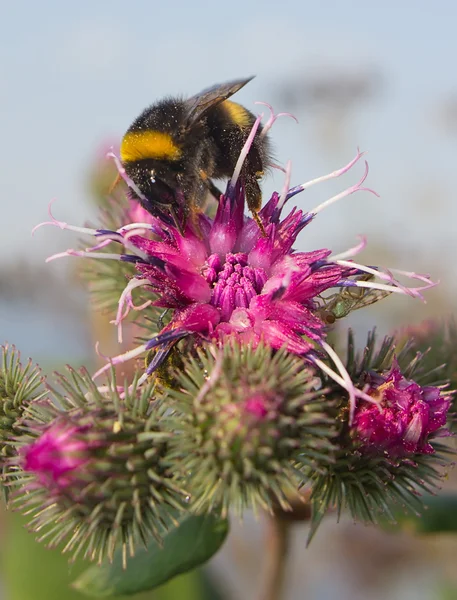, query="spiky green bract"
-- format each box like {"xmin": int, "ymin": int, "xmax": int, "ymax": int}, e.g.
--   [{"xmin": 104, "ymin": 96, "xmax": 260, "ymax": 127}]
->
[
  {"xmin": 80, "ymin": 250, "xmax": 137, "ymax": 318},
  {"xmin": 0, "ymin": 345, "xmax": 45, "ymax": 447},
  {"xmin": 78, "ymin": 188, "xmax": 159, "ymax": 321},
  {"xmin": 167, "ymin": 342, "xmax": 336, "ymax": 518},
  {"xmin": 0, "ymin": 345, "xmax": 45, "ymax": 500},
  {"xmin": 7, "ymin": 367, "xmax": 187, "ymax": 565},
  {"xmin": 79, "ymin": 181, "xmax": 134, "ymax": 316},
  {"xmin": 309, "ymin": 330, "xmax": 453, "ymax": 540}
]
